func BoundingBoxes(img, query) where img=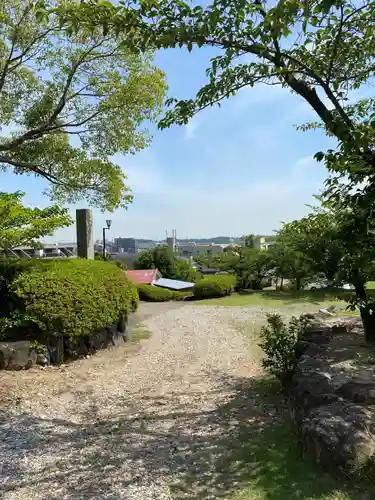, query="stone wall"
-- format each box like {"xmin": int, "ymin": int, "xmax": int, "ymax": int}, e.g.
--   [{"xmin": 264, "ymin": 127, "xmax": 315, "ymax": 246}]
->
[
  {"xmin": 290, "ymin": 314, "xmax": 375, "ymax": 476},
  {"xmin": 0, "ymin": 313, "xmax": 131, "ymax": 370}
]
